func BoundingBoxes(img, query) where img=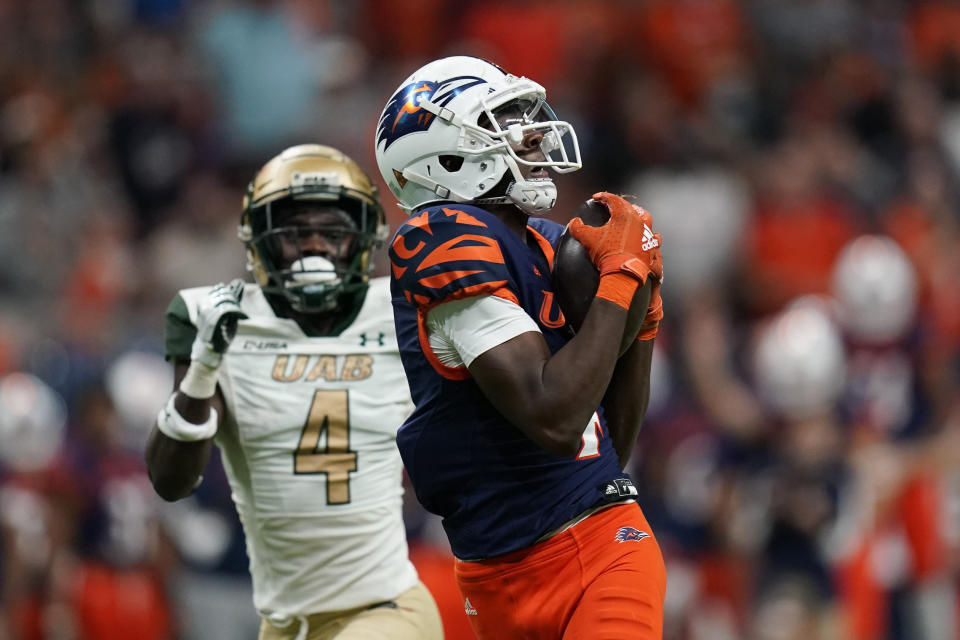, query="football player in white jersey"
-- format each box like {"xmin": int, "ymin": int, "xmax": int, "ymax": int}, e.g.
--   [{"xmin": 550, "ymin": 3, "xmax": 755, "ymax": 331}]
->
[{"xmin": 144, "ymin": 144, "xmax": 443, "ymax": 640}]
